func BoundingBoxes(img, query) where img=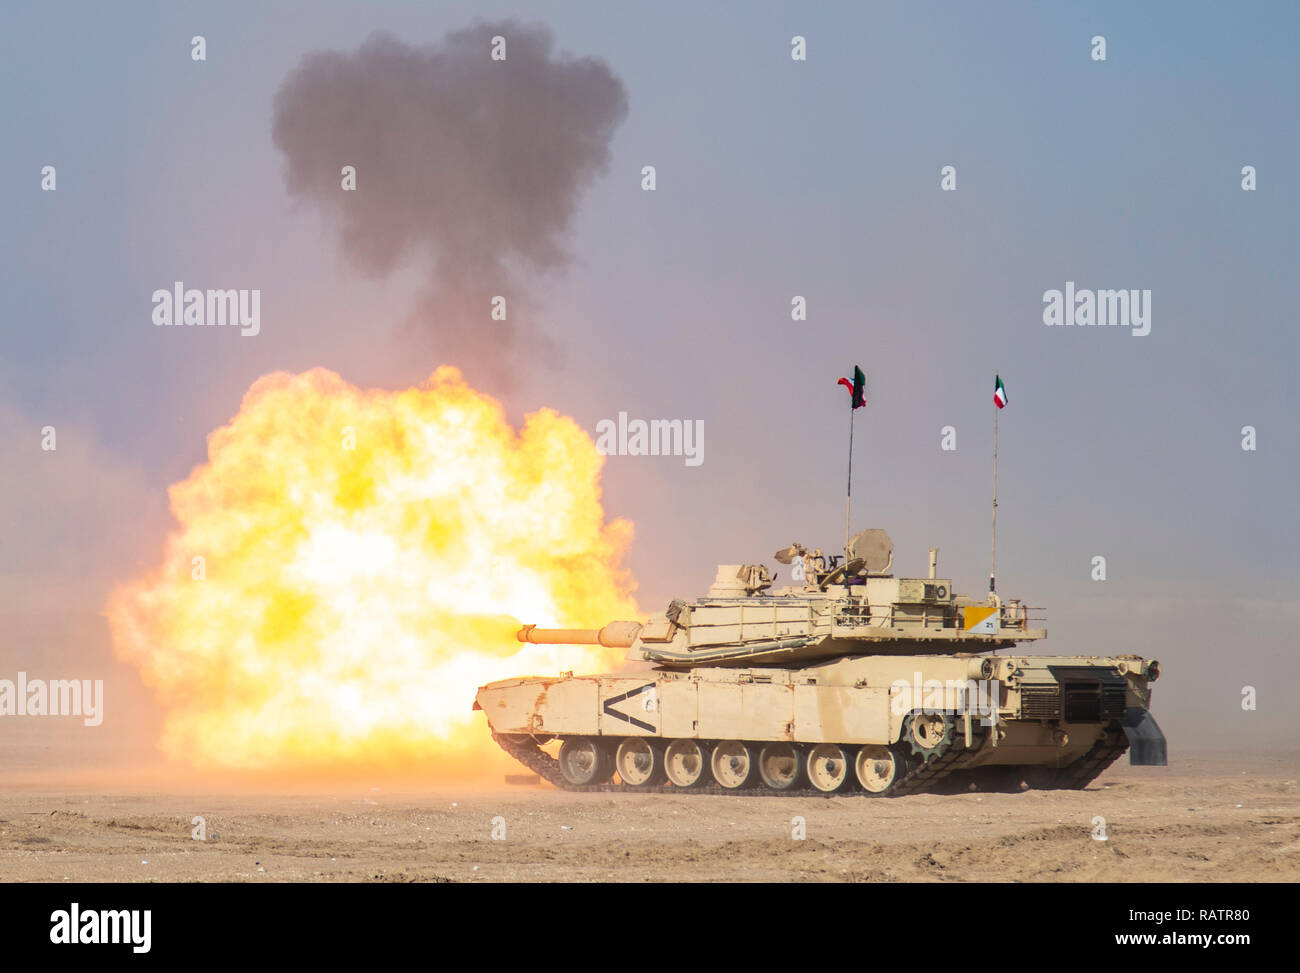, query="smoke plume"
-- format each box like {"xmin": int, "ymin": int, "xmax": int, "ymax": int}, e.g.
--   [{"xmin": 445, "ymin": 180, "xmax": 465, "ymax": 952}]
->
[{"xmin": 271, "ymin": 21, "xmax": 628, "ymax": 381}]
